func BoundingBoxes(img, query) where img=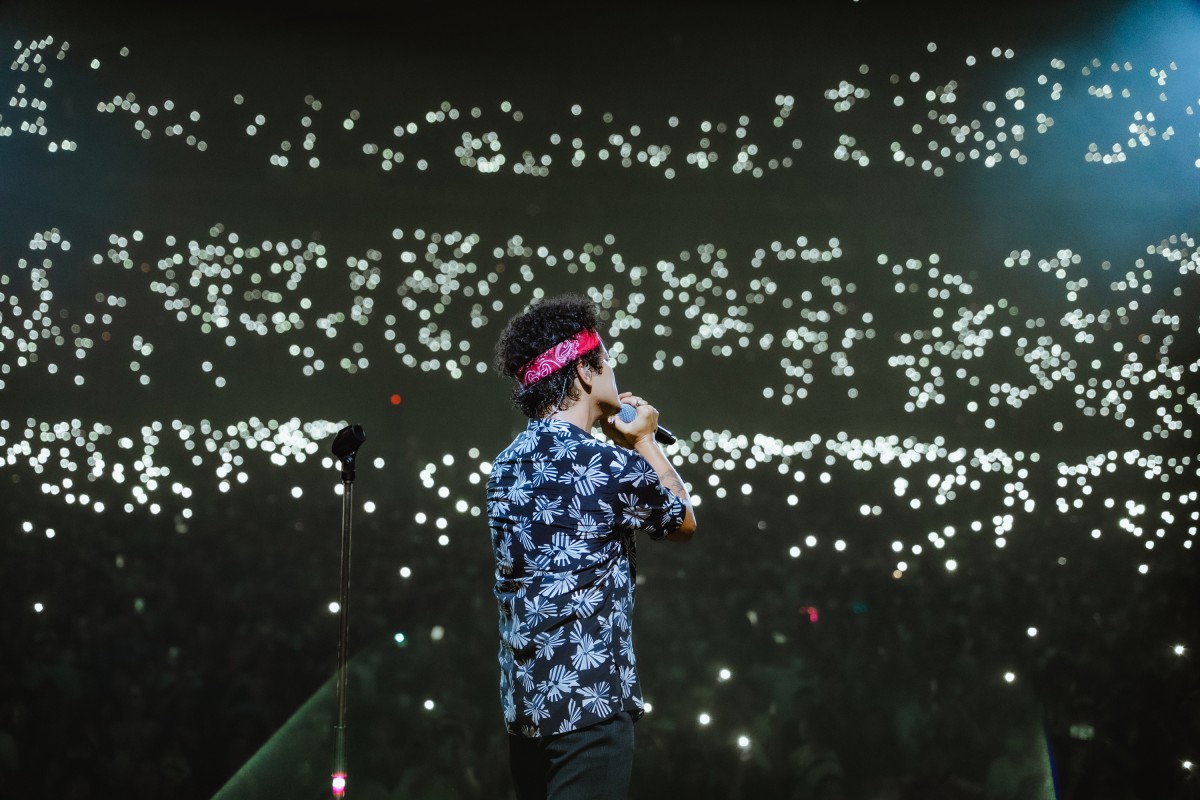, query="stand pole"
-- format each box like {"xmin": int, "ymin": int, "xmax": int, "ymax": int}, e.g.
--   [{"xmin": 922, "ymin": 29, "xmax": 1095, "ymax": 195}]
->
[
  {"xmin": 333, "ymin": 477, "xmax": 353, "ymax": 796},
  {"xmin": 330, "ymin": 424, "xmax": 366, "ymax": 798}
]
